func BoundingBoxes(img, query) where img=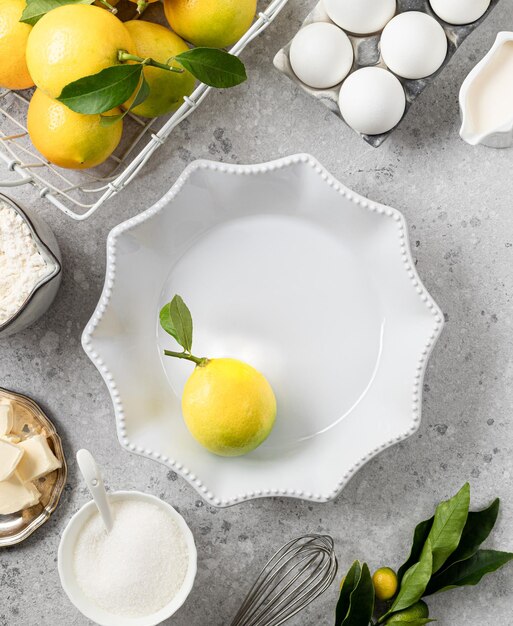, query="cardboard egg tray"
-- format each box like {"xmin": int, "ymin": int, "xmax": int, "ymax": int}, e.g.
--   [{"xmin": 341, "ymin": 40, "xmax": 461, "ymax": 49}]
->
[{"xmin": 274, "ymin": 0, "xmax": 499, "ymax": 147}]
